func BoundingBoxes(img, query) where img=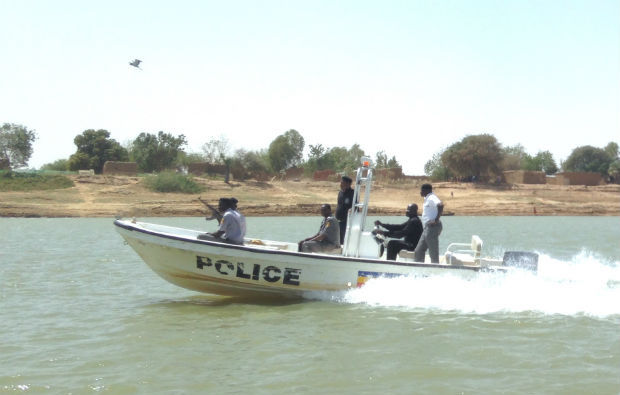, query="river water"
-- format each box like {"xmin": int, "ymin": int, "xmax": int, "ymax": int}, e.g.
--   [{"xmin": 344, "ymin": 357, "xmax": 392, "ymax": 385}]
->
[{"xmin": 1, "ymin": 216, "xmax": 619, "ymax": 394}]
